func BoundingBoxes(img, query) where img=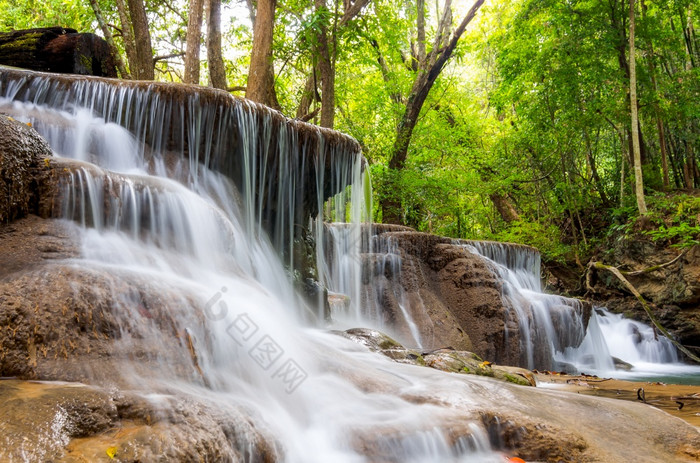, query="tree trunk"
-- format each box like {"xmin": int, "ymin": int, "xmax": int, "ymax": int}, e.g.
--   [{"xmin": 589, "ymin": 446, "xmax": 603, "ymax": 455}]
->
[
  {"xmin": 88, "ymin": 0, "xmax": 130, "ymax": 78},
  {"xmin": 126, "ymin": 0, "xmax": 154, "ymax": 80},
  {"xmin": 114, "ymin": 0, "xmax": 137, "ymax": 77},
  {"xmin": 0, "ymin": 28, "xmax": 117, "ymax": 77},
  {"xmin": 629, "ymin": 0, "xmax": 647, "ymax": 215},
  {"xmin": 641, "ymin": 0, "xmax": 669, "ymax": 189},
  {"xmin": 388, "ymin": 0, "xmax": 484, "ymax": 171},
  {"xmin": 295, "ymin": 70, "xmax": 318, "ymax": 119},
  {"xmin": 184, "ymin": 0, "xmax": 205, "ymax": 84},
  {"xmin": 582, "ymin": 125, "xmax": 611, "ymax": 207},
  {"xmin": 206, "ymin": 0, "xmax": 227, "ymax": 90},
  {"xmin": 490, "ymin": 193, "xmax": 520, "ymax": 223},
  {"xmin": 246, "ymin": 0, "xmax": 280, "ymax": 109},
  {"xmin": 315, "ymin": 0, "xmax": 335, "ymax": 128}
]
